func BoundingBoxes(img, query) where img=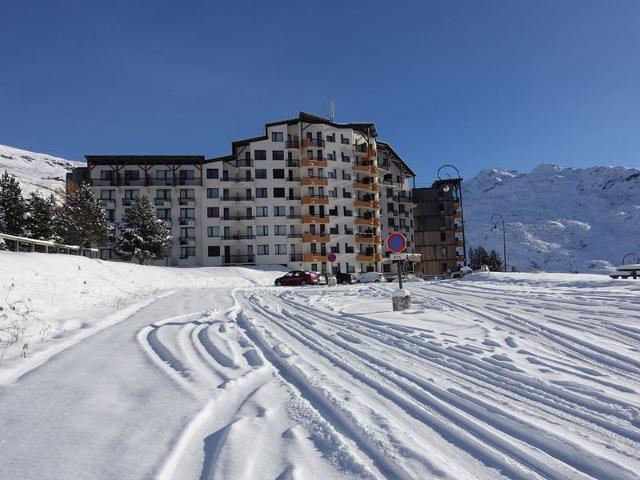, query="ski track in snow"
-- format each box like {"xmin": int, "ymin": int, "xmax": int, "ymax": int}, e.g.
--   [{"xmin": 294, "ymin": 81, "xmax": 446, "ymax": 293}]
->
[{"xmin": 135, "ymin": 279, "xmax": 640, "ymax": 480}]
